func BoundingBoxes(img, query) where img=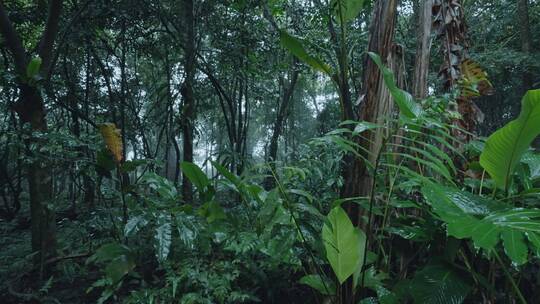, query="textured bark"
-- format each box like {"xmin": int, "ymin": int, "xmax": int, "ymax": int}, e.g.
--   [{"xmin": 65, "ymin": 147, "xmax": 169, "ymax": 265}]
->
[
  {"xmin": 517, "ymin": 0, "xmax": 532, "ymax": 90},
  {"xmin": 412, "ymin": 0, "xmax": 433, "ymax": 99},
  {"xmin": 433, "ymin": 0, "xmax": 468, "ymax": 90},
  {"xmin": 341, "ymin": 0, "xmax": 398, "ymax": 202},
  {"xmin": 181, "ymin": 0, "xmax": 196, "ymax": 204},
  {"xmin": 339, "ymin": 3, "xmax": 399, "ymax": 300},
  {"xmin": 0, "ymin": 1, "xmax": 63, "ymax": 268}
]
